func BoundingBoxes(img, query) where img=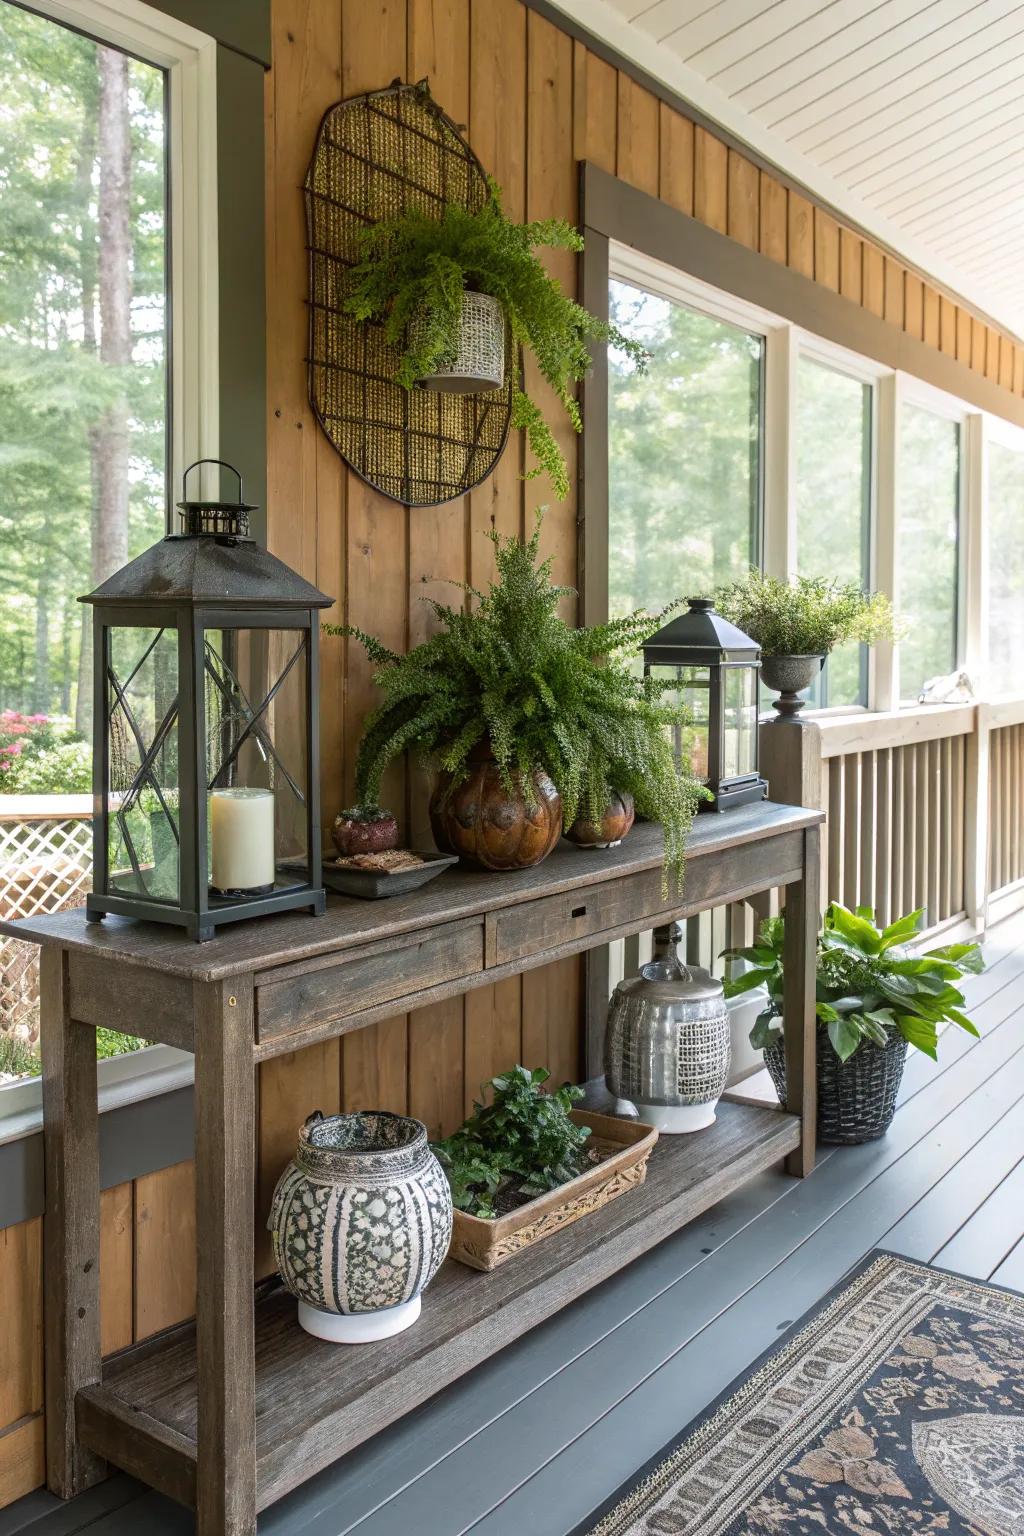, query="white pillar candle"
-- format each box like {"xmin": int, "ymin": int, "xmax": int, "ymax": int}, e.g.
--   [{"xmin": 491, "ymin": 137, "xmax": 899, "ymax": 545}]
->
[{"xmin": 210, "ymin": 788, "xmax": 275, "ymax": 893}]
